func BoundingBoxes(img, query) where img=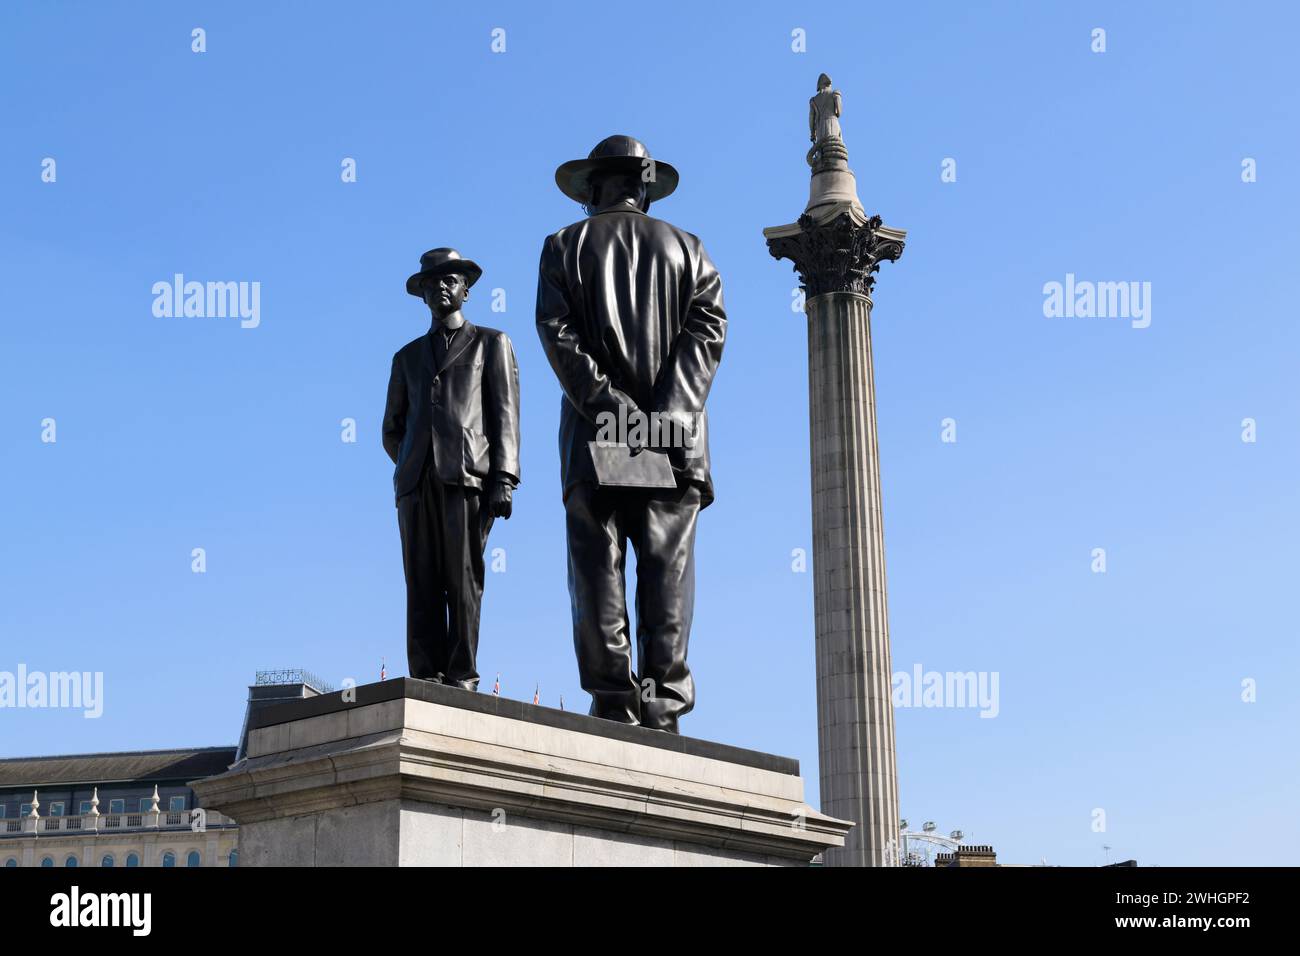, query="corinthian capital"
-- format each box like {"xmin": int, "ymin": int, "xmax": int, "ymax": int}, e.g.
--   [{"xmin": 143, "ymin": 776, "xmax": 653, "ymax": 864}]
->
[{"xmin": 765, "ymin": 203, "xmax": 906, "ymax": 300}]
